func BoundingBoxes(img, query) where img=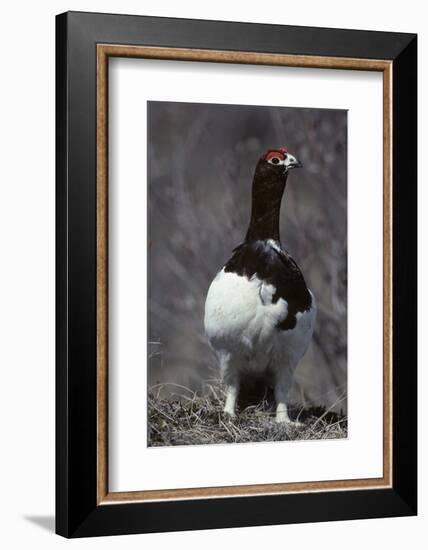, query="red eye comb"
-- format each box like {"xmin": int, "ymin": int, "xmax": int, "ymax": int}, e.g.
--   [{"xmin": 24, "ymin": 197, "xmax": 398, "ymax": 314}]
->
[{"xmin": 264, "ymin": 147, "xmax": 288, "ymax": 161}]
